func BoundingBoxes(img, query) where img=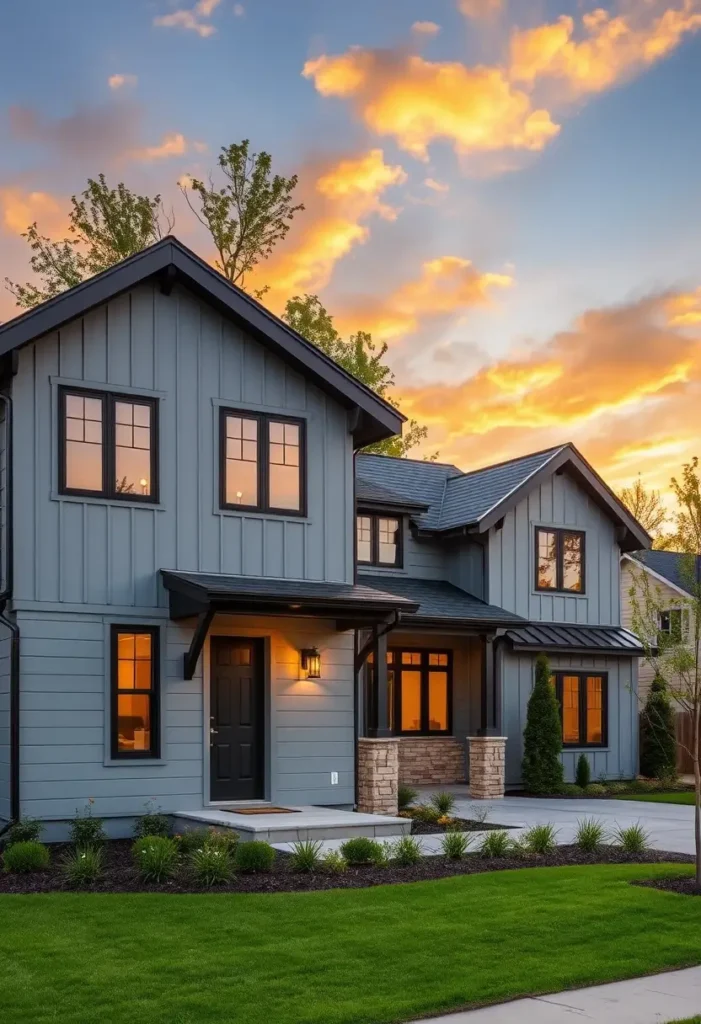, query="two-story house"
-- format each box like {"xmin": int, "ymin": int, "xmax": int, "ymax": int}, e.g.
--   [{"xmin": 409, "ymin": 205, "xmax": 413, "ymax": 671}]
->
[{"xmin": 0, "ymin": 236, "xmax": 651, "ymax": 841}]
